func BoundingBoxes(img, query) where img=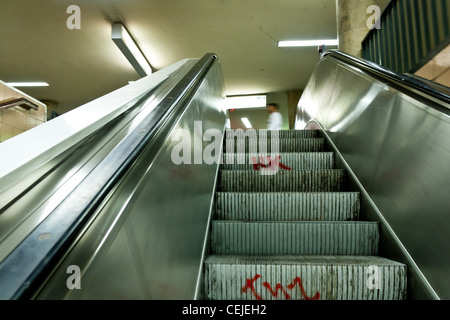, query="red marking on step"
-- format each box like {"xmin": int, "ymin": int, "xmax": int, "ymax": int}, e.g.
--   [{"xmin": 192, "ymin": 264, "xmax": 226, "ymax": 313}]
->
[
  {"xmin": 287, "ymin": 277, "xmax": 321, "ymax": 300},
  {"xmin": 251, "ymin": 156, "xmax": 291, "ymax": 171},
  {"xmin": 242, "ymin": 274, "xmax": 320, "ymax": 300},
  {"xmin": 242, "ymin": 274, "xmax": 262, "ymax": 300},
  {"xmin": 262, "ymin": 281, "xmax": 291, "ymax": 299}
]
